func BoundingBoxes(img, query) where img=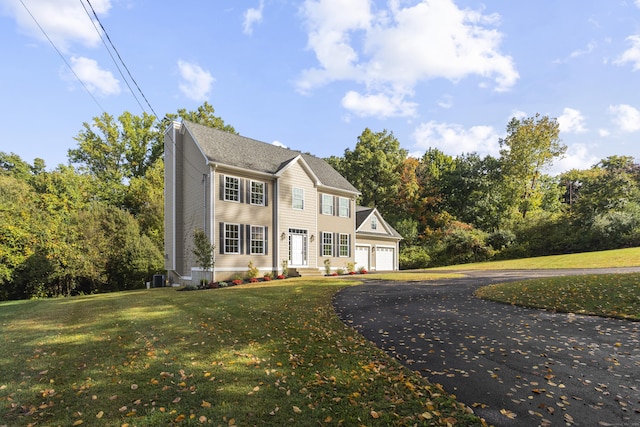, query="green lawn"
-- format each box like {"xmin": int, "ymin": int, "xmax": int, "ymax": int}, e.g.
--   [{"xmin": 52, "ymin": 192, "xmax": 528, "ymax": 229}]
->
[
  {"xmin": 432, "ymin": 246, "xmax": 640, "ymax": 270},
  {"xmin": 0, "ymin": 279, "xmax": 482, "ymax": 427},
  {"xmin": 474, "ymin": 273, "xmax": 640, "ymax": 320}
]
